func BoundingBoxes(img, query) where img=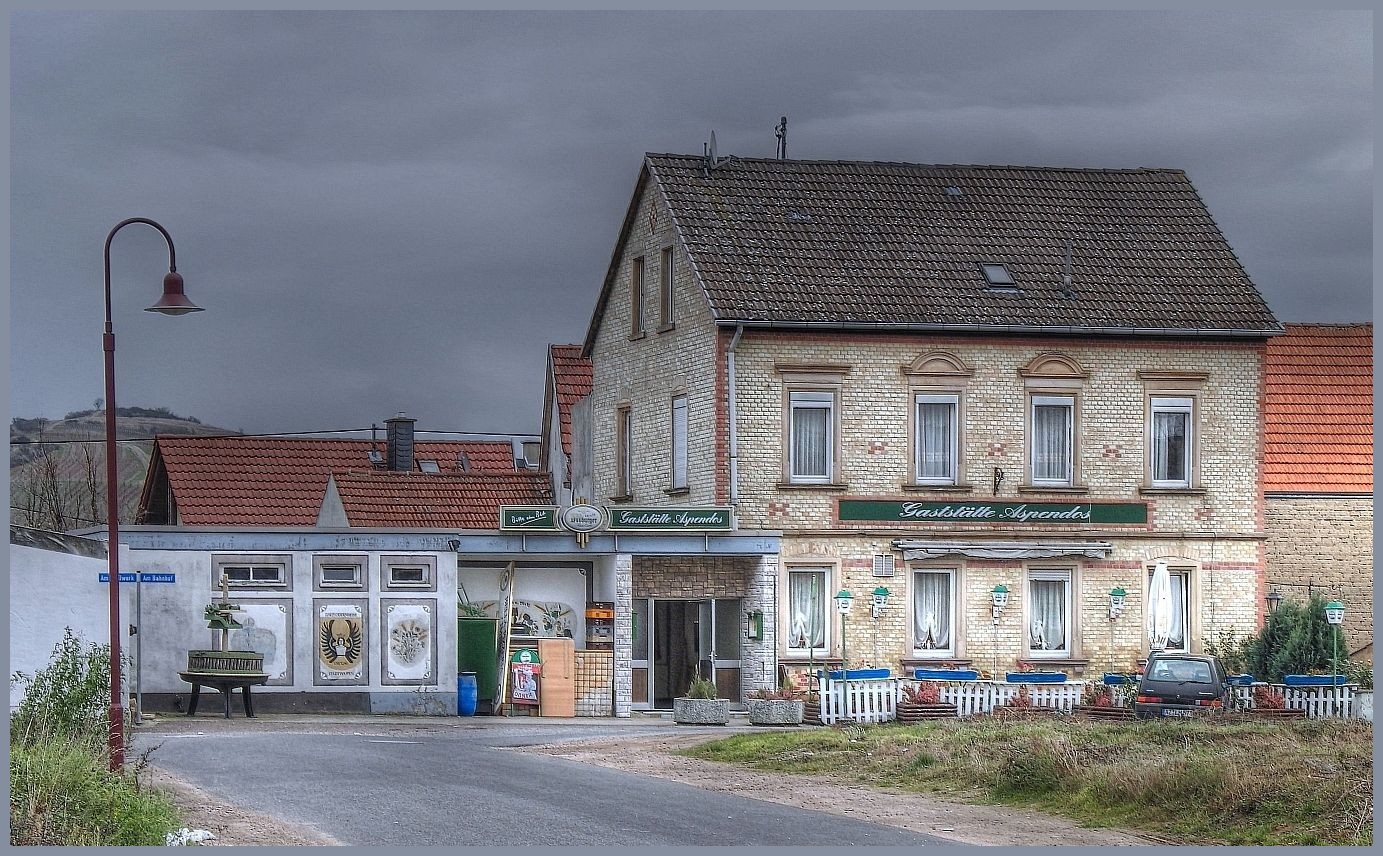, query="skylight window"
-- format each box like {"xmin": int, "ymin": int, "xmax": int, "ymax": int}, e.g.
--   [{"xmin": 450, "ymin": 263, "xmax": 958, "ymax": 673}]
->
[
  {"xmin": 945, "ymin": 185, "xmax": 964, "ymax": 197},
  {"xmin": 417, "ymin": 459, "xmax": 441, "ymax": 474},
  {"xmin": 980, "ymin": 263, "xmax": 1016, "ymax": 288}
]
